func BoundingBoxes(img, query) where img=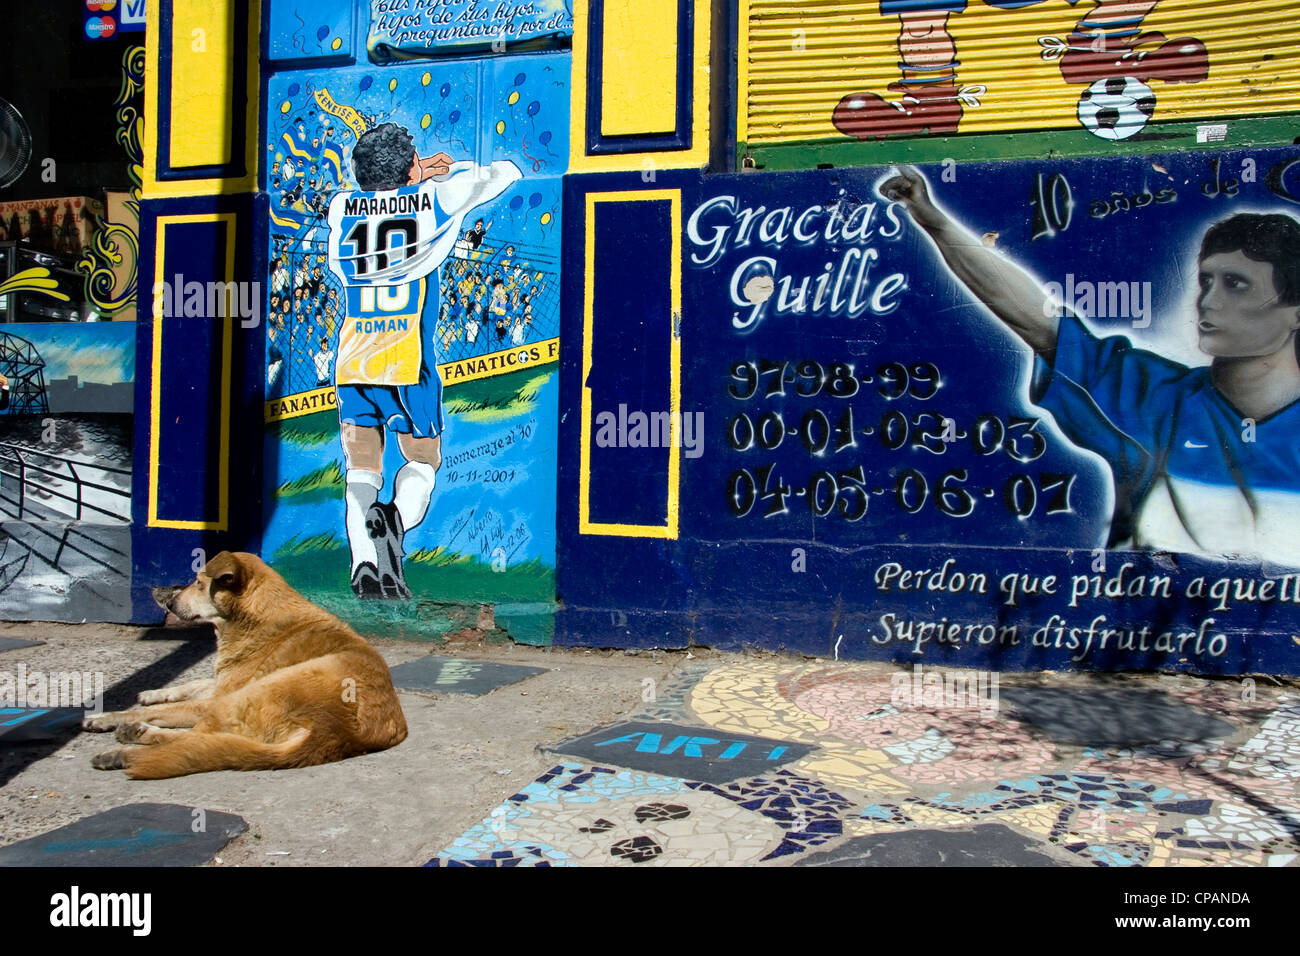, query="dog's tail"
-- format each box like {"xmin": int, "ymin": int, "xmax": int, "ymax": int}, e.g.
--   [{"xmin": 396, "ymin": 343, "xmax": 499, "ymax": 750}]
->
[{"xmin": 124, "ymin": 728, "xmax": 316, "ymax": 780}]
